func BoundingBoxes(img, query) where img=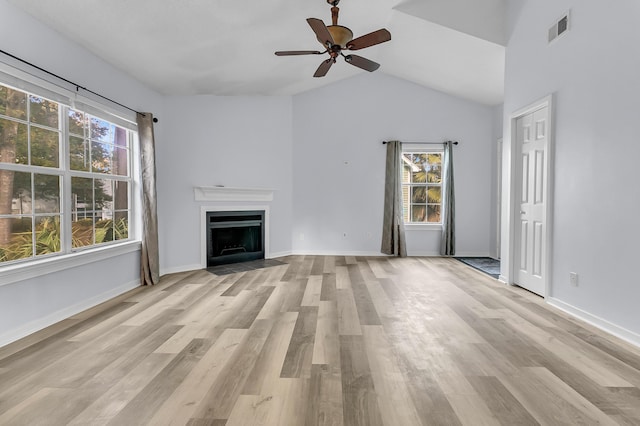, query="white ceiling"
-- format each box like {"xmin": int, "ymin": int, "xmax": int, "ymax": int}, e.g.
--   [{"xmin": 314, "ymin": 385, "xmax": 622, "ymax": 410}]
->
[{"xmin": 8, "ymin": 0, "xmax": 506, "ymax": 105}]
